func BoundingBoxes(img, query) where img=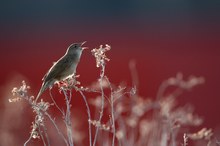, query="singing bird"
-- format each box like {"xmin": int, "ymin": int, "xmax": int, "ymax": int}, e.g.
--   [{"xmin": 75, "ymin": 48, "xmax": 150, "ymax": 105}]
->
[{"xmin": 35, "ymin": 41, "xmax": 87, "ymax": 102}]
